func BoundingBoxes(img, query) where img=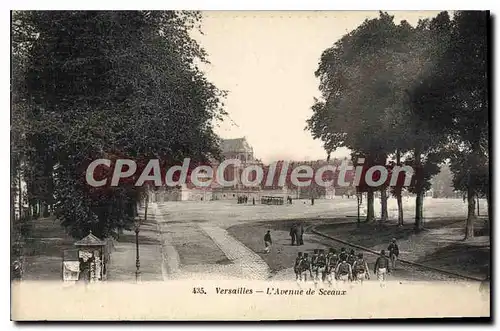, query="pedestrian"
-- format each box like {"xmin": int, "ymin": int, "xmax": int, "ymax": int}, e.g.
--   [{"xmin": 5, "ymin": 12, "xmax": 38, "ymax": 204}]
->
[
  {"xmin": 374, "ymin": 250, "xmax": 390, "ymax": 286},
  {"xmin": 301, "ymin": 253, "xmax": 312, "ymax": 282},
  {"xmin": 347, "ymin": 249, "xmax": 356, "ymax": 266},
  {"xmin": 294, "ymin": 252, "xmax": 303, "ymax": 282},
  {"xmin": 316, "ymin": 249, "xmax": 328, "ymax": 283},
  {"xmin": 298, "ymin": 223, "xmax": 304, "ymax": 245},
  {"xmin": 387, "ymin": 238, "xmax": 399, "ymax": 269},
  {"xmin": 252, "ymin": 197, "xmax": 255, "ymax": 205},
  {"xmin": 325, "ymin": 248, "xmax": 338, "ymax": 286},
  {"xmin": 290, "ymin": 225, "xmax": 297, "ymax": 246},
  {"xmin": 264, "ymin": 230, "xmax": 272, "ymax": 253},
  {"xmin": 352, "ymin": 253, "xmax": 370, "ymax": 283},
  {"xmin": 335, "ymin": 257, "xmax": 352, "ymax": 282},
  {"xmin": 338, "ymin": 247, "xmax": 347, "ymax": 262}
]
